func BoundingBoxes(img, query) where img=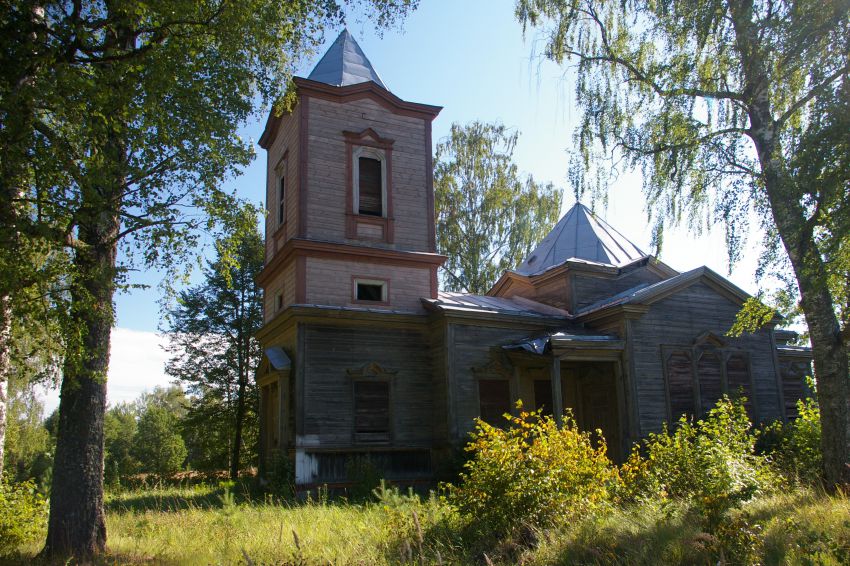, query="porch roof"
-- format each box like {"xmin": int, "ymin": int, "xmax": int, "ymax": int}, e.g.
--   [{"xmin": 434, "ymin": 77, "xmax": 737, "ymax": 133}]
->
[{"xmin": 503, "ymin": 330, "xmax": 623, "ymax": 355}]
